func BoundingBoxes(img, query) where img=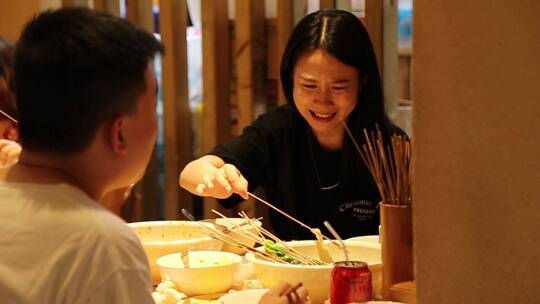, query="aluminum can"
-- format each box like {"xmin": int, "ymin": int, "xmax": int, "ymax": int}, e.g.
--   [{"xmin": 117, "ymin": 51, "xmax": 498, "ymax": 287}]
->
[{"xmin": 330, "ymin": 261, "xmax": 372, "ymax": 304}]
